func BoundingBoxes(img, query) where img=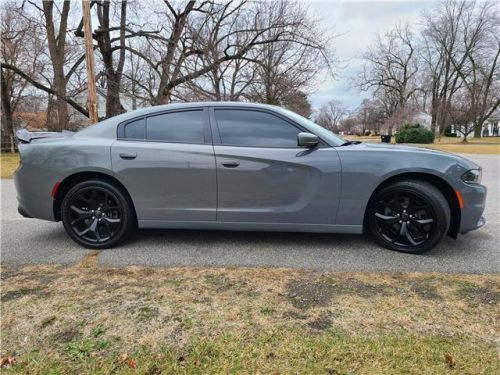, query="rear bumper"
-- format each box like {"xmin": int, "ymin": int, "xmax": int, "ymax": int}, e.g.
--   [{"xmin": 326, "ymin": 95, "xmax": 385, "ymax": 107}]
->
[
  {"xmin": 14, "ymin": 166, "xmax": 56, "ymax": 221},
  {"xmin": 18, "ymin": 205, "xmax": 33, "ymax": 218}
]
